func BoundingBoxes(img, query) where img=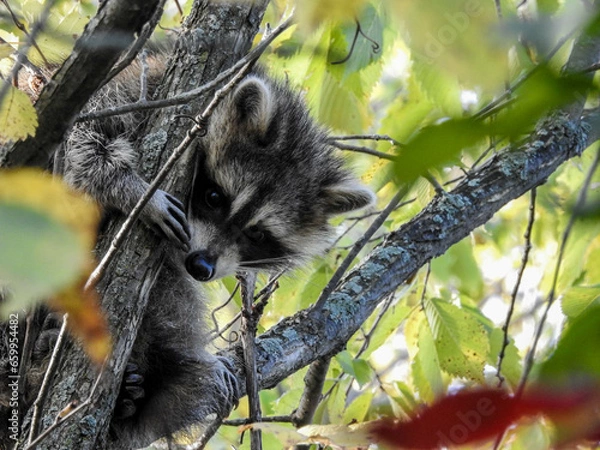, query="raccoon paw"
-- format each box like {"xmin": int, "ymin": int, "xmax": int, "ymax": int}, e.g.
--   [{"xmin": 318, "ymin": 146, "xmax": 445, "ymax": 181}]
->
[
  {"xmin": 114, "ymin": 363, "xmax": 145, "ymax": 420},
  {"xmin": 144, "ymin": 189, "xmax": 191, "ymax": 250},
  {"xmin": 213, "ymin": 356, "xmax": 240, "ymax": 417}
]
